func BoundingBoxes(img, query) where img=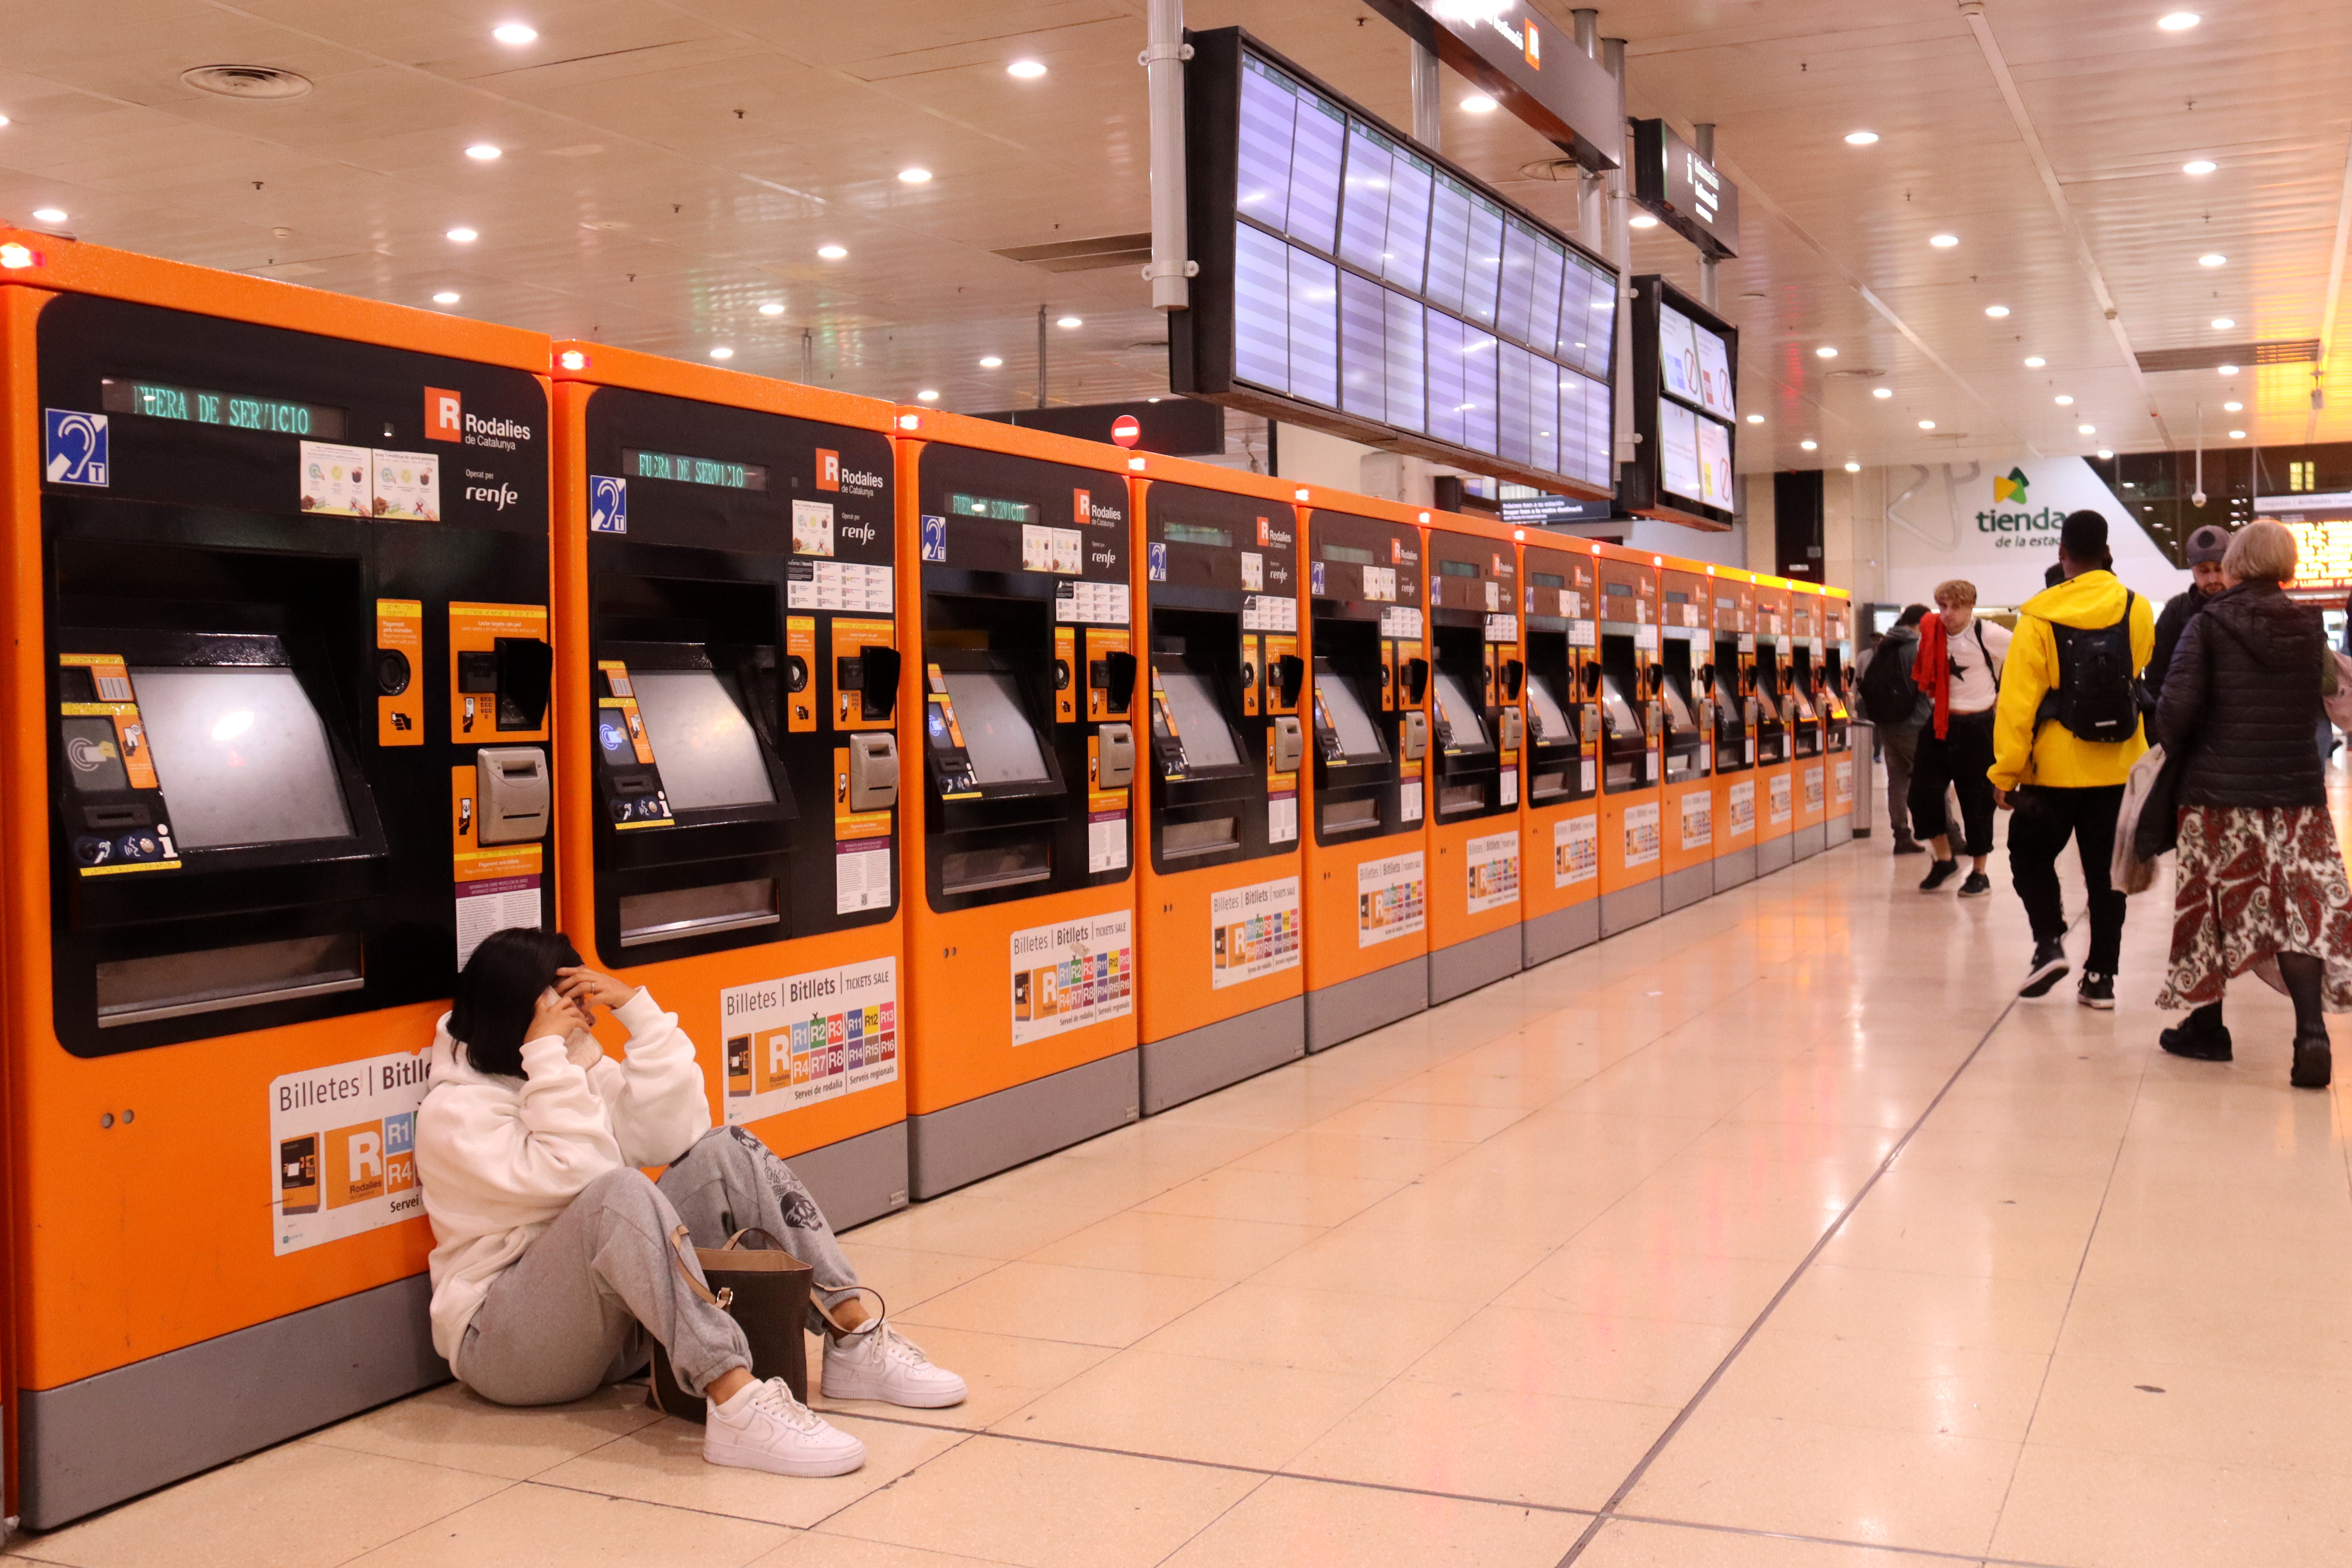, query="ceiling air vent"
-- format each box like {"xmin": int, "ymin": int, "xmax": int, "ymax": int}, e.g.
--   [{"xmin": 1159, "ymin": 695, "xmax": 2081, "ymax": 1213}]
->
[
  {"xmin": 180, "ymin": 65, "xmax": 314, "ymax": 101},
  {"xmin": 993, "ymin": 233, "xmax": 1153, "ymax": 273},
  {"xmin": 2137, "ymin": 339, "xmax": 2319, "ymax": 374}
]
